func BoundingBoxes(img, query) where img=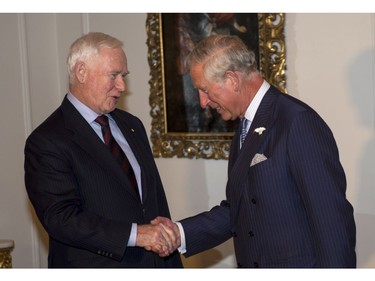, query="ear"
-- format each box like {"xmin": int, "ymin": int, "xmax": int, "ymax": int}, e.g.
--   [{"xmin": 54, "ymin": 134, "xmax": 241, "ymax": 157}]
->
[
  {"xmin": 225, "ymin": 70, "xmax": 239, "ymax": 91},
  {"xmin": 74, "ymin": 62, "xmax": 88, "ymax": 84}
]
